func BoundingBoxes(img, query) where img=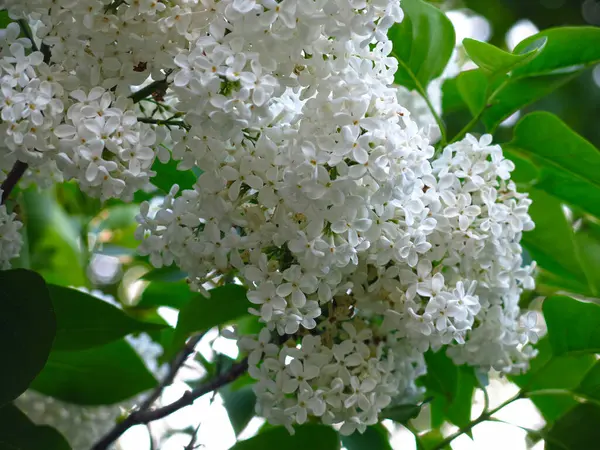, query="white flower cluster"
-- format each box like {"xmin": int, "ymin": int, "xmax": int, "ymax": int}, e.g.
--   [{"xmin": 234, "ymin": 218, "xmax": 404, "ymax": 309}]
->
[
  {"xmin": 15, "ymin": 289, "xmax": 165, "ymax": 450},
  {"xmin": 0, "ymin": 2, "xmax": 163, "ymax": 200},
  {"xmin": 120, "ymin": 0, "xmax": 539, "ymax": 435},
  {"xmin": 0, "ymin": 188, "xmax": 22, "ymax": 269},
  {"xmin": 4, "ymin": 0, "xmax": 538, "ymax": 436}
]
